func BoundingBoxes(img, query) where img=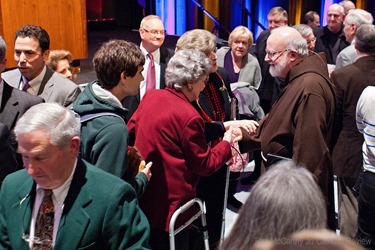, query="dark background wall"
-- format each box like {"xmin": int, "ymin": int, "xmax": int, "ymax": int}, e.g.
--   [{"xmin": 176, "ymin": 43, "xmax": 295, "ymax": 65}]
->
[{"xmin": 86, "ymin": 0, "xmax": 374, "ymax": 41}]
